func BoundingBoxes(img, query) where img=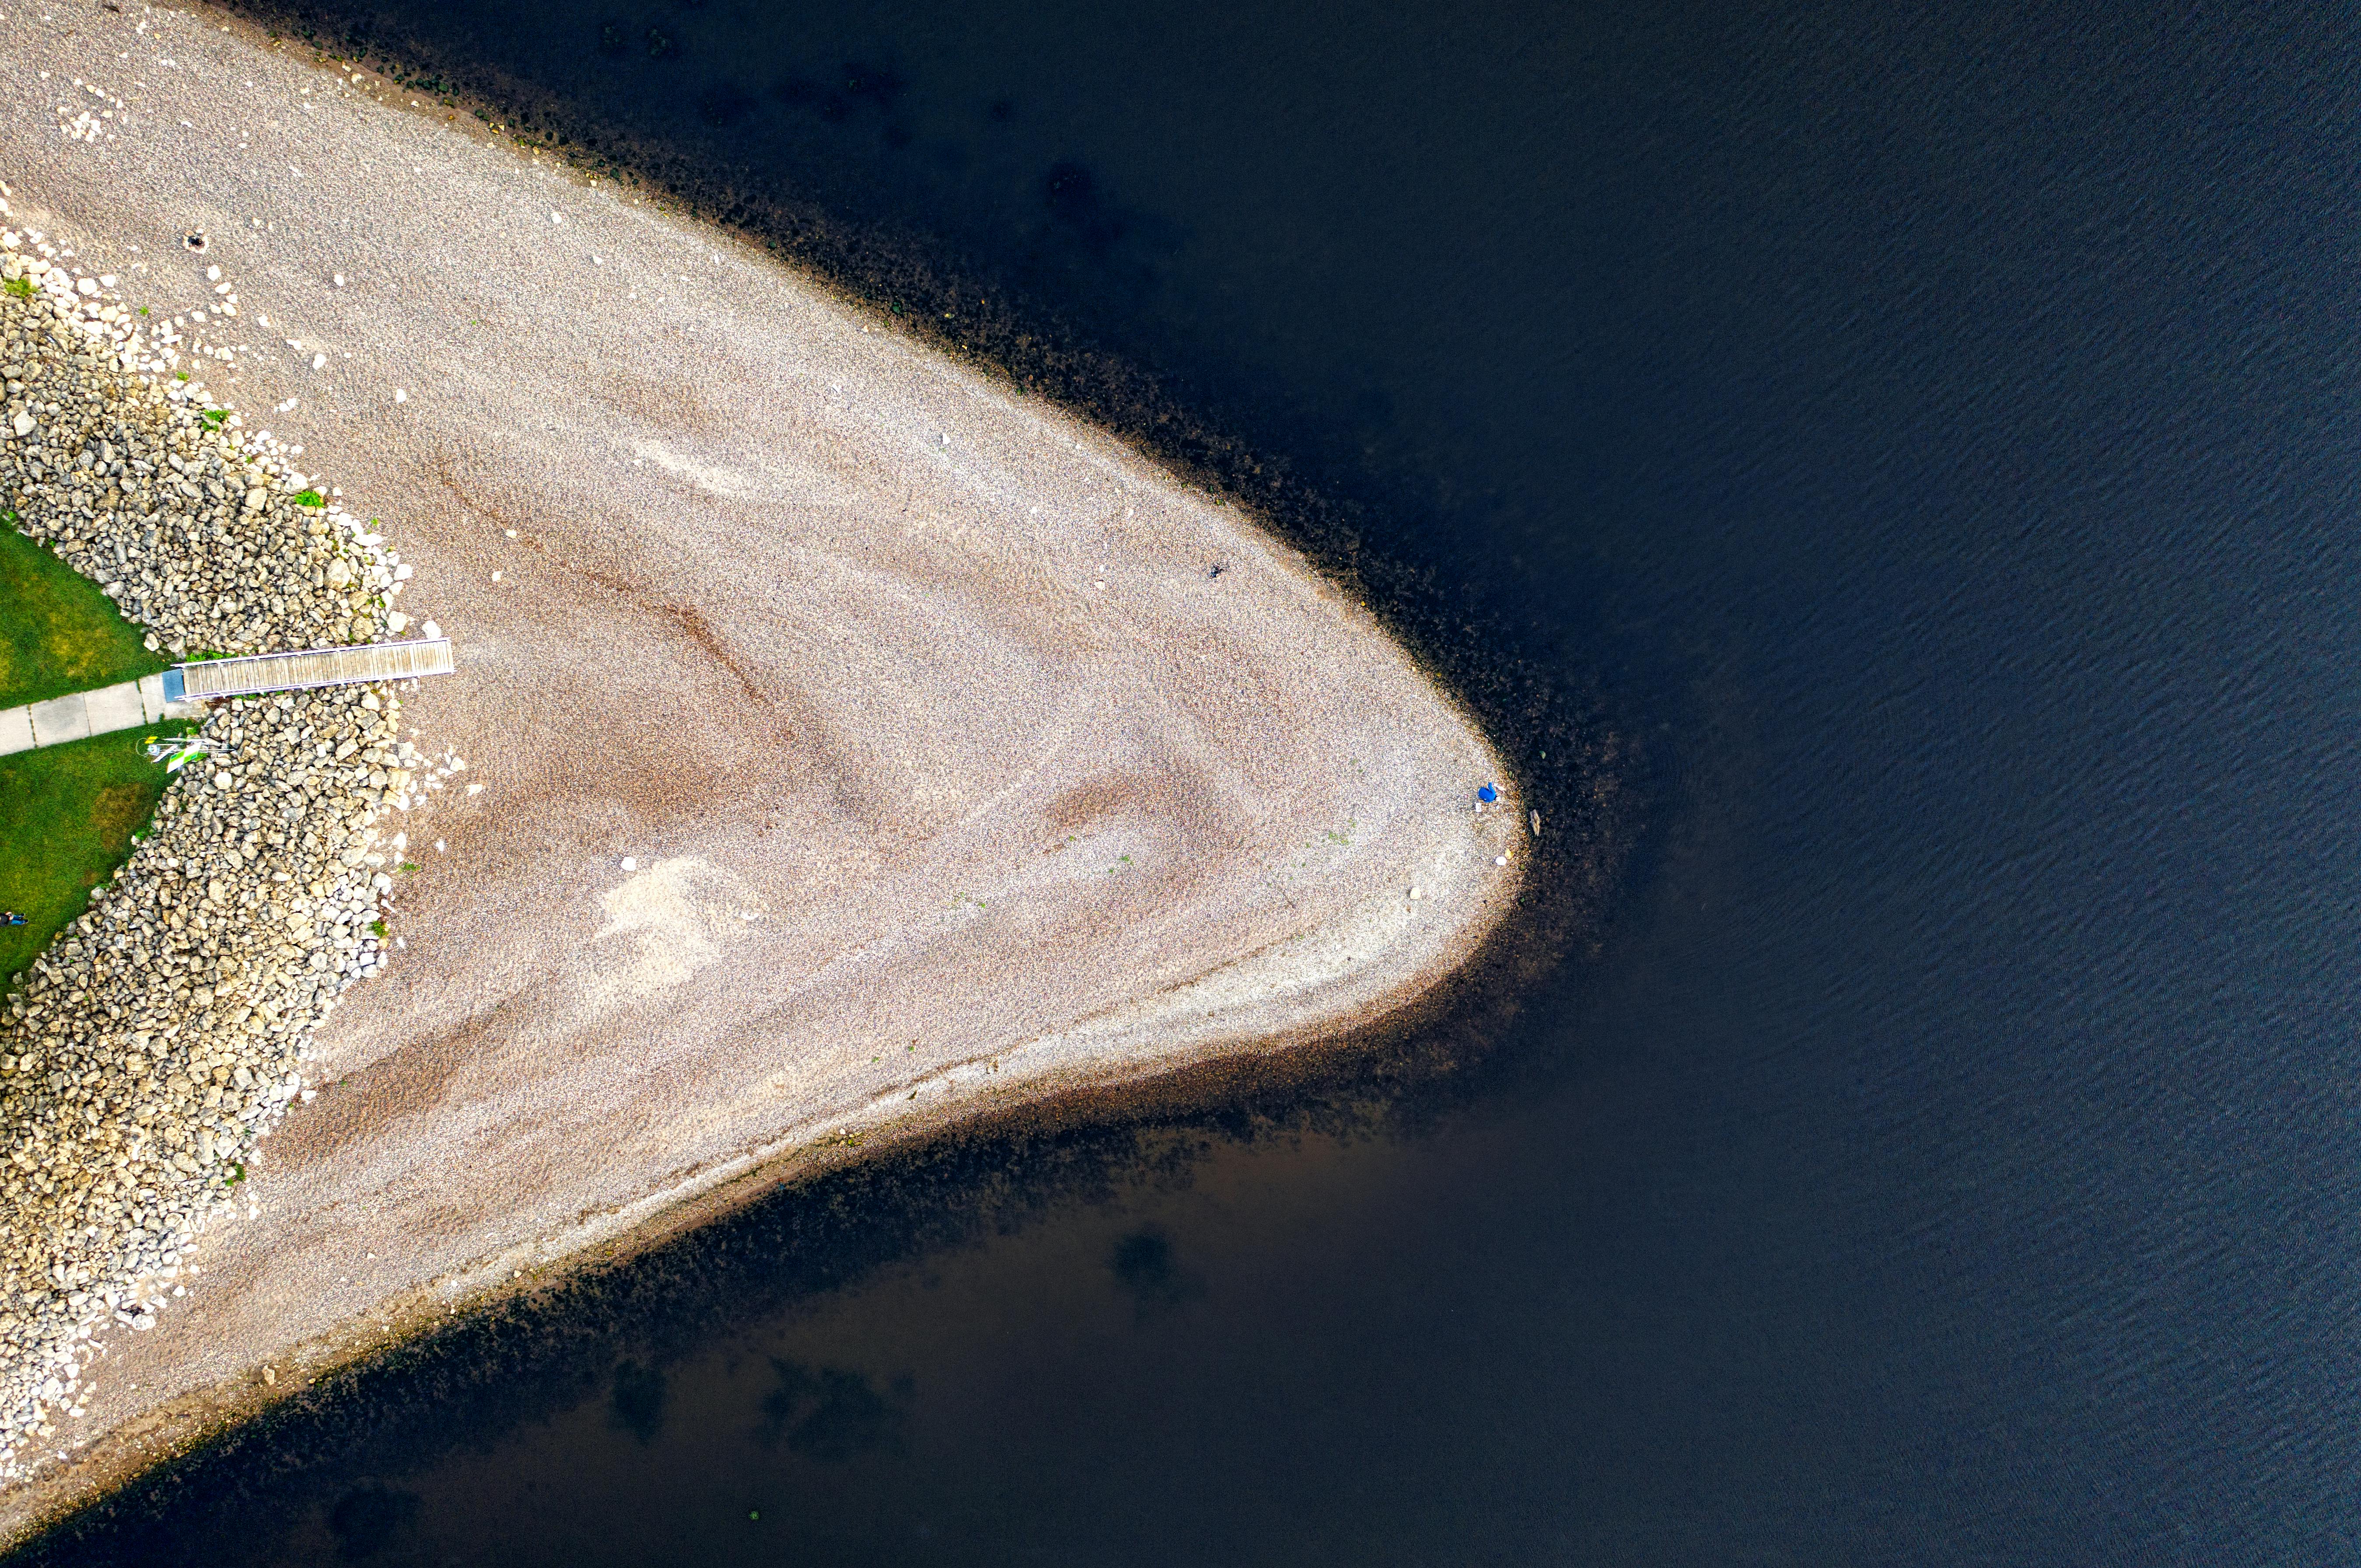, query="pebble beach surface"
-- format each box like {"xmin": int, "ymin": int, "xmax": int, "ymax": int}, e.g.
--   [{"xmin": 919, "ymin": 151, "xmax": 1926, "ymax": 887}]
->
[{"xmin": 0, "ymin": 3, "xmax": 1530, "ymax": 1540}]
